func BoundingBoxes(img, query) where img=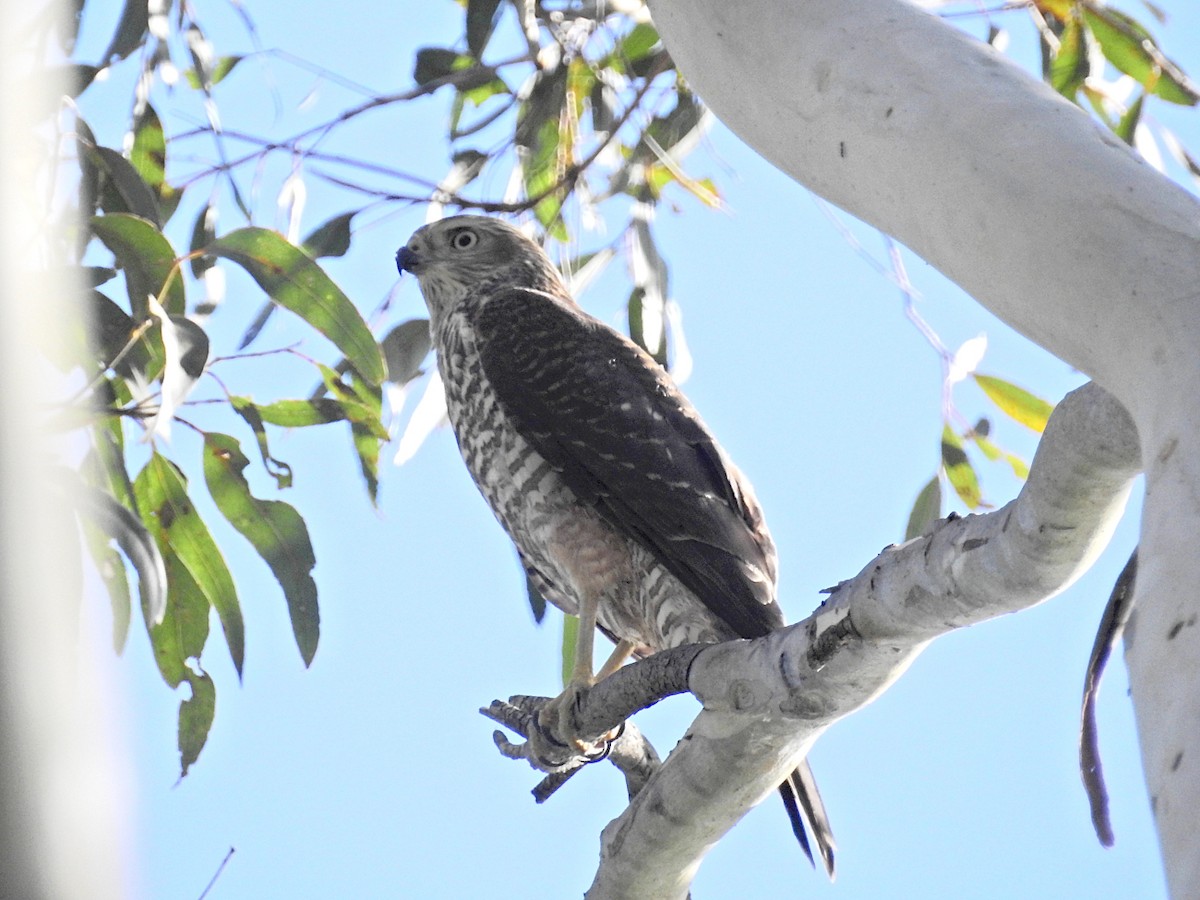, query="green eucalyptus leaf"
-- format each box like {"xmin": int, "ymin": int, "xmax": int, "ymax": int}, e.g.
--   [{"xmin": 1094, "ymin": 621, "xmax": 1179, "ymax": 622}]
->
[
  {"xmin": 301, "ymin": 211, "xmax": 357, "ymax": 259},
  {"xmin": 380, "ymin": 319, "xmax": 432, "ymax": 386},
  {"xmin": 1115, "ymin": 92, "xmax": 1145, "ymax": 144},
  {"xmin": 91, "ymin": 213, "xmax": 185, "ymax": 317},
  {"xmin": 189, "ymin": 204, "xmax": 218, "ymax": 278},
  {"xmin": 618, "ymin": 23, "xmax": 661, "ymax": 64},
  {"xmin": 88, "ymin": 145, "xmax": 162, "ymax": 227},
  {"xmin": 100, "ymin": 0, "xmax": 149, "ymax": 63},
  {"xmin": 135, "ymin": 453, "xmax": 245, "ymax": 678},
  {"xmin": 204, "ymin": 433, "xmax": 320, "ymax": 667},
  {"xmin": 205, "ymin": 228, "xmax": 385, "ymax": 384},
  {"xmin": 178, "ymin": 667, "xmax": 216, "ymax": 777},
  {"xmin": 1049, "ymin": 14, "xmax": 1089, "ymax": 98},
  {"xmin": 1082, "ymin": 7, "xmax": 1199, "ymax": 105},
  {"xmin": 253, "ymin": 397, "xmax": 348, "ymax": 428},
  {"xmin": 973, "ymin": 374, "xmax": 1054, "ymax": 432},
  {"xmin": 414, "ymin": 48, "xmax": 464, "ymax": 86},
  {"xmin": 229, "ymin": 396, "xmax": 294, "ymax": 489},
  {"xmin": 79, "ymin": 483, "xmax": 167, "ymax": 627},
  {"xmin": 904, "ymin": 475, "xmax": 942, "ymax": 541},
  {"xmin": 524, "ymin": 569, "xmax": 546, "ymax": 624},
  {"xmin": 466, "ymin": 0, "xmax": 503, "ymax": 59},
  {"xmin": 560, "ymin": 614, "xmax": 579, "ymax": 689},
  {"xmin": 183, "ymin": 55, "xmax": 243, "ymax": 89},
  {"xmin": 941, "ymin": 425, "xmax": 982, "ymax": 509}
]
